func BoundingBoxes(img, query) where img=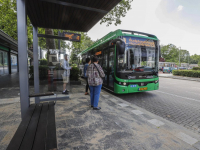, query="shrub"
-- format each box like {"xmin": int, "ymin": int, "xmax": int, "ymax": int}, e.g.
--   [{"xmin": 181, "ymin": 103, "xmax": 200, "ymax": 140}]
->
[
  {"xmin": 71, "ymin": 64, "xmax": 78, "ymax": 67},
  {"xmin": 40, "ymin": 59, "xmax": 48, "ymax": 66},
  {"xmin": 192, "ymin": 67, "xmax": 200, "ymax": 70},
  {"xmin": 55, "ymin": 63, "xmax": 64, "ymax": 70},
  {"xmin": 70, "ymin": 67, "xmax": 79, "ymax": 81},
  {"xmin": 29, "ymin": 65, "xmax": 49, "ymax": 80},
  {"xmin": 172, "ymin": 70, "xmax": 200, "ymax": 78}
]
